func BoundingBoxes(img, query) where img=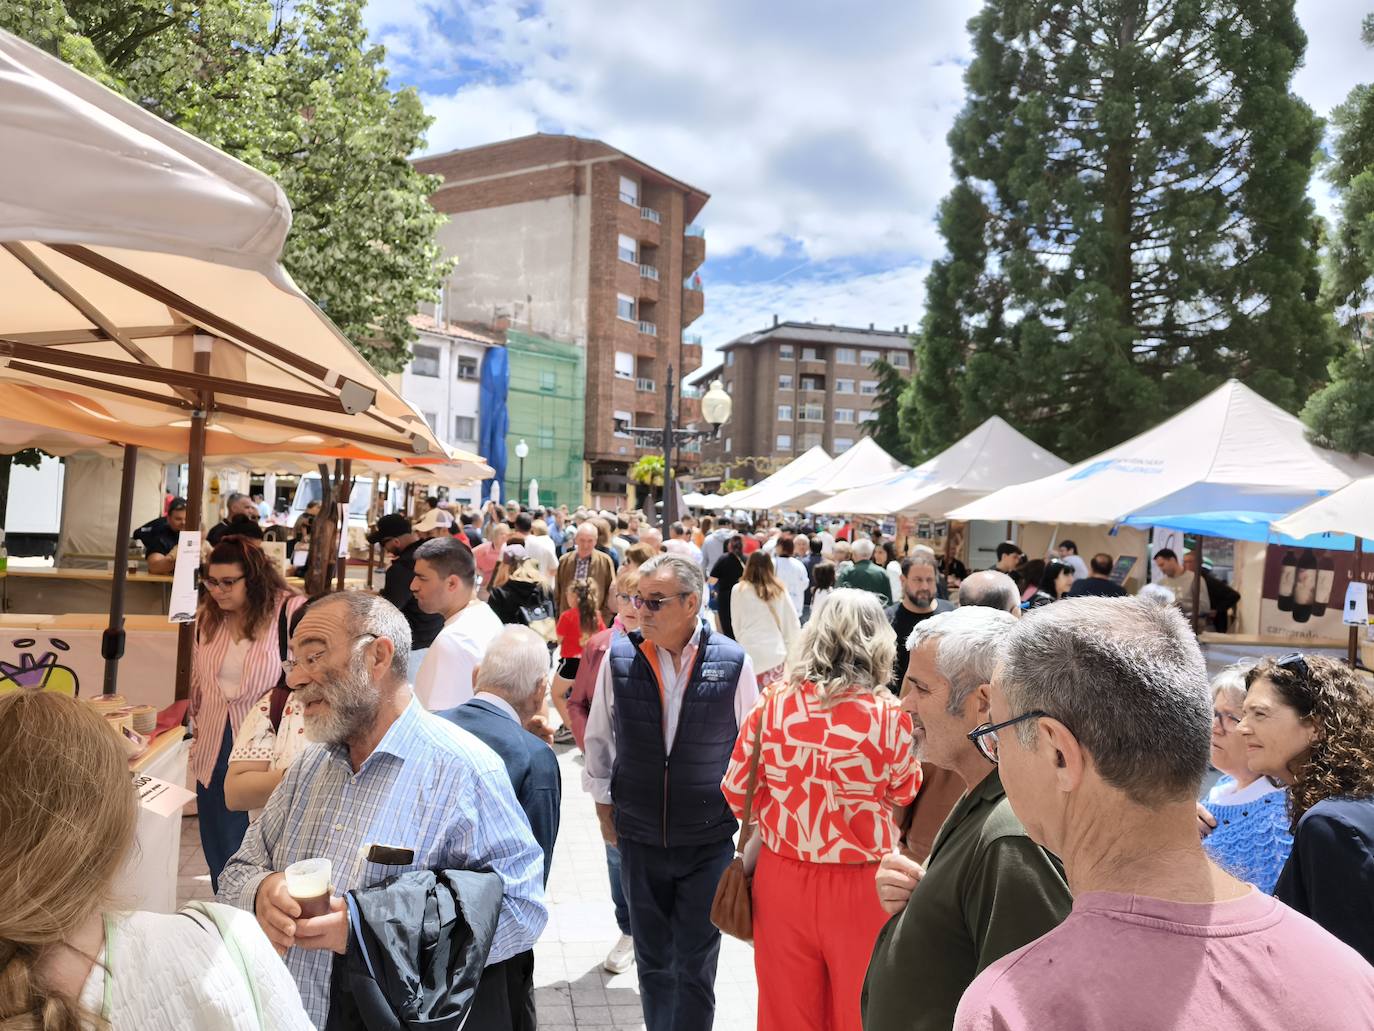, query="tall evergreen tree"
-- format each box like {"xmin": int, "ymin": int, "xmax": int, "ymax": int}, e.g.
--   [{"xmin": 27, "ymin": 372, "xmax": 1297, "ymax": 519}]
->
[
  {"xmin": 861, "ymin": 357, "xmax": 914, "ymax": 463},
  {"xmin": 1303, "ymin": 14, "xmax": 1374, "ymax": 454},
  {"xmin": 905, "ymin": 1, "xmax": 1332, "ymax": 462},
  {"xmin": 3, "ymin": 0, "xmax": 451, "ymax": 374}
]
